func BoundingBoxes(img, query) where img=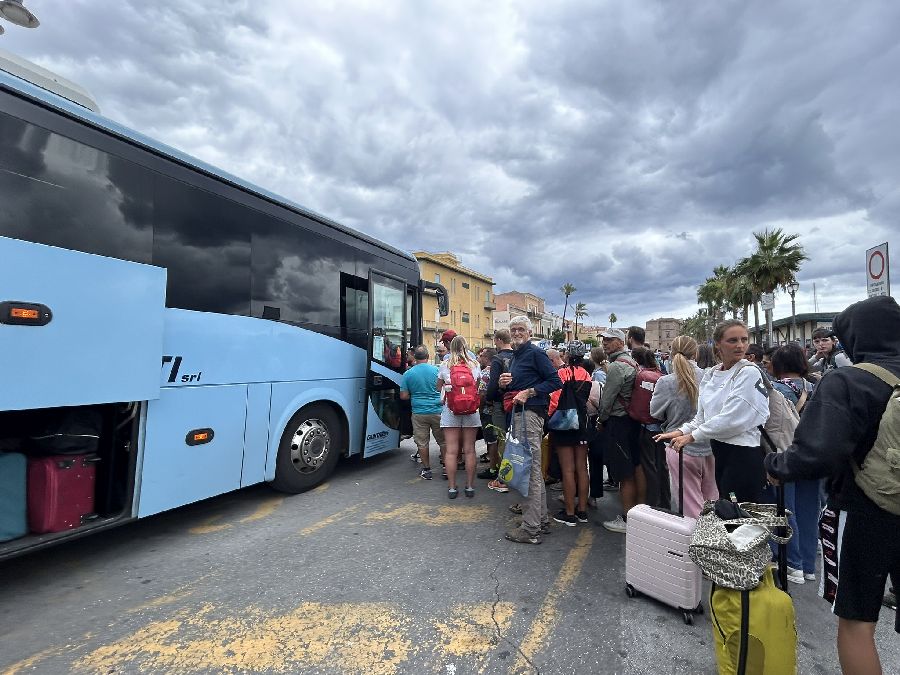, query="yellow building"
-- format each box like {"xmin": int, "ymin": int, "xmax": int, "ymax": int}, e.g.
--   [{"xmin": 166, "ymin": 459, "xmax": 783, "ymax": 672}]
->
[{"xmin": 414, "ymin": 251, "xmax": 495, "ymax": 351}]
